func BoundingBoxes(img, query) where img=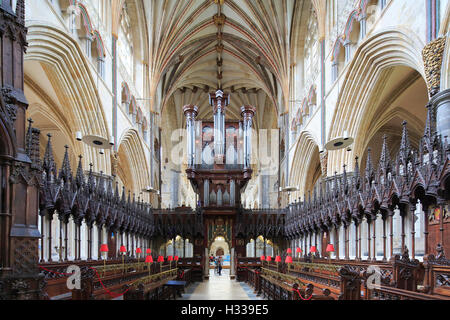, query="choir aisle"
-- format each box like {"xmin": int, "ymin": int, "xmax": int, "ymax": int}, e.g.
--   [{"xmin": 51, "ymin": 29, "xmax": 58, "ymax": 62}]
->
[{"xmin": 180, "ymin": 270, "xmax": 263, "ymax": 300}]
